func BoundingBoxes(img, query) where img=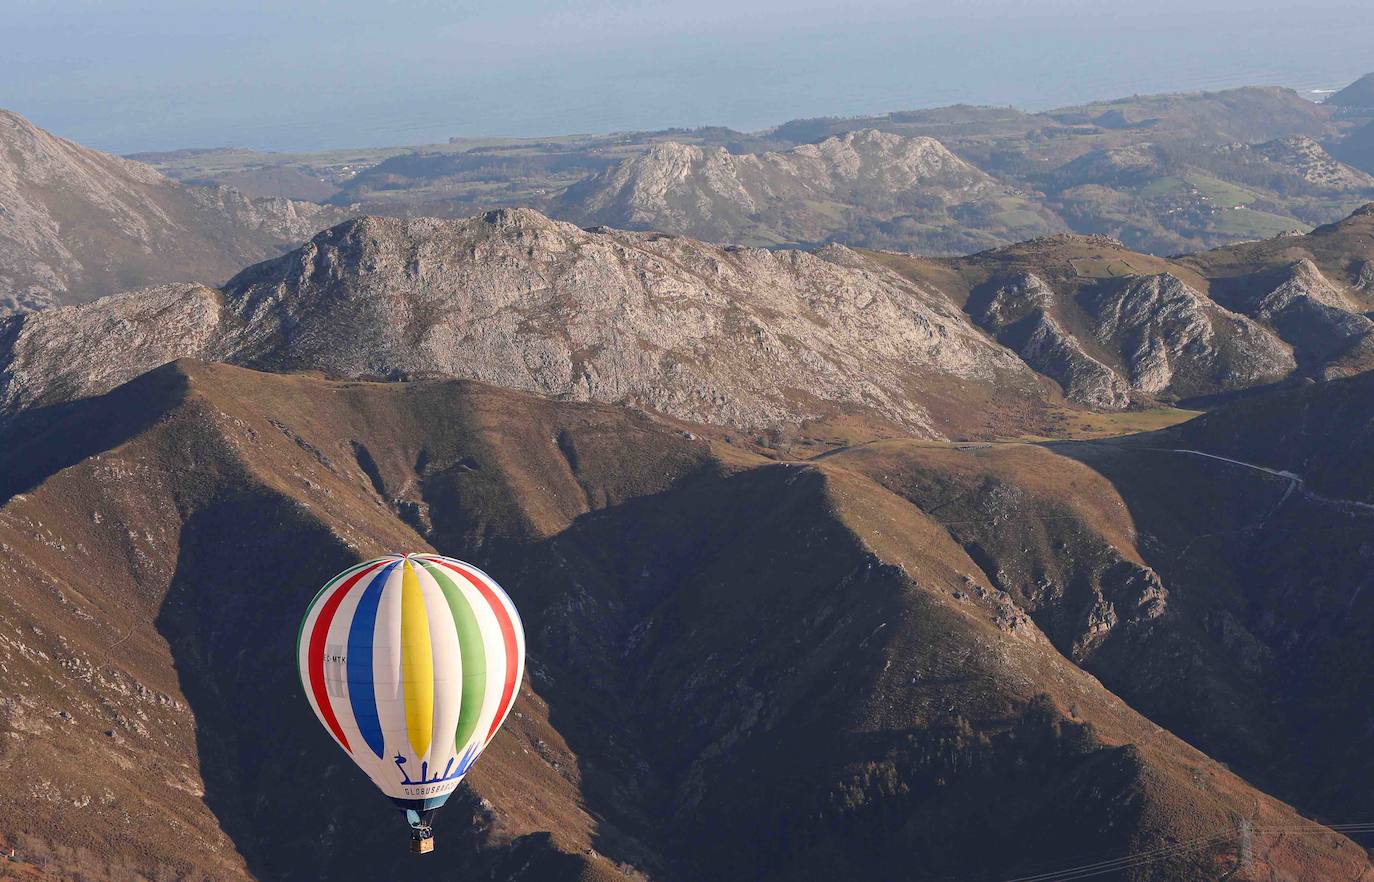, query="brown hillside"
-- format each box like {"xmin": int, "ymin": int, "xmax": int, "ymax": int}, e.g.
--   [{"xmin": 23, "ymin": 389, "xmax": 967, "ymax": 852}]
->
[{"xmin": 0, "ymin": 360, "xmax": 1368, "ymax": 881}]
